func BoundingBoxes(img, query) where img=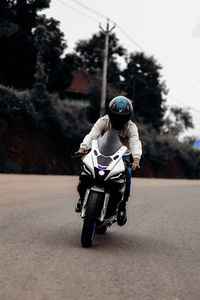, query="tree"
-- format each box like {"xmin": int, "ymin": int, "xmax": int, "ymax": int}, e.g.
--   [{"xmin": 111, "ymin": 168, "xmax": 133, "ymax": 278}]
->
[
  {"xmin": 0, "ymin": 1, "xmax": 74, "ymax": 97},
  {"xmin": 86, "ymin": 74, "xmax": 119, "ymax": 123},
  {"xmin": 122, "ymin": 52, "xmax": 168, "ymax": 131},
  {"xmin": 162, "ymin": 106, "xmax": 194, "ymax": 137},
  {"xmin": 32, "ymin": 21, "xmax": 48, "ymax": 109},
  {"xmin": 73, "ymin": 31, "xmax": 126, "ymax": 89},
  {"xmin": 35, "ymin": 15, "xmax": 72, "ymax": 98},
  {"xmin": 0, "ymin": 0, "xmax": 50, "ymax": 88}
]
